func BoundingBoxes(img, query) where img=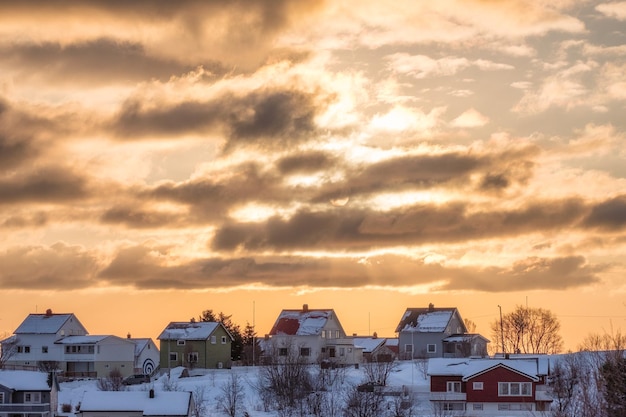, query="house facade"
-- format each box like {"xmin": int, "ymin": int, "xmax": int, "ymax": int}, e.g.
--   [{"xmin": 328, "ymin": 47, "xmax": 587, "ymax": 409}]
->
[
  {"xmin": 1, "ymin": 310, "xmax": 89, "ymax": 371},
  {"xmin": 396, "ymin": 304, "xmax": 488, "ymax": 359},
  {"xmin": 129, "ymin": 337, "xmax": 160, "ymax": 375},
  {"xmin": 78, "ymin": 390, "xmax": 193, "ymax": 417},
  {"xmin": 158, "ymin": 322, "xmax": 233, "ymax": 370},
  {"xmin": 266, "ymin": 304, "xmax": 363, "ymax": 365},
  {"xmin": 0, "ymin": 370, "xmax": 58, "ymax": 417},
  {"xmin": 55, "ymin": 335, "xmax": 137, "ymax": 378},
  {"xmin": 428, "ymin": 357, "xmax": 552, "ymax": 415}
]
